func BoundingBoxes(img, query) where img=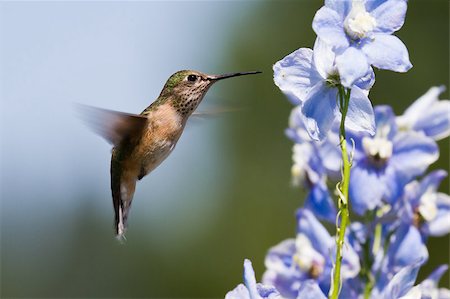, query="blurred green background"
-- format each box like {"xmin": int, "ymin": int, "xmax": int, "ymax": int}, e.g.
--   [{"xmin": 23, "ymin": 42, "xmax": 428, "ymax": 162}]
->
[{"xmin": 1, "ymin": 1, "xmax": 448, "ymax": 298}]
